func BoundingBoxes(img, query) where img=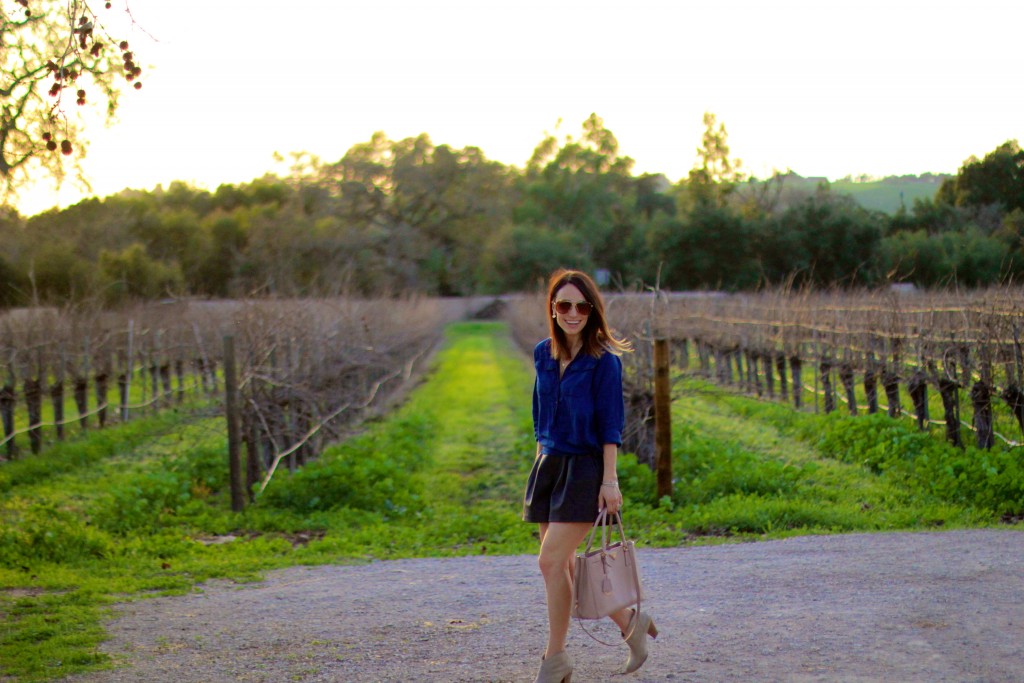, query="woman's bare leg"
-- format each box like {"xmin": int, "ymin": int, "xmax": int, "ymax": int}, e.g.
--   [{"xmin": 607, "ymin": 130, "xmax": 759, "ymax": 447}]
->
[
  {"xmin": 537, "ymin": 522, "xmax": 591, "ymax": 657},
  {"xmin": 609, "ymin": 606, "xmax": 633, "ymax": 633}
]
